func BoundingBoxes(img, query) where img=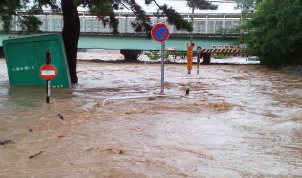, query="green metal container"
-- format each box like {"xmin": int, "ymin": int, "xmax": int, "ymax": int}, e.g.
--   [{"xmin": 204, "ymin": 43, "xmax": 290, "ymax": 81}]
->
[{"xmin": 2, "ymin": 34, "xmax": 71, "ymax": 88}]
